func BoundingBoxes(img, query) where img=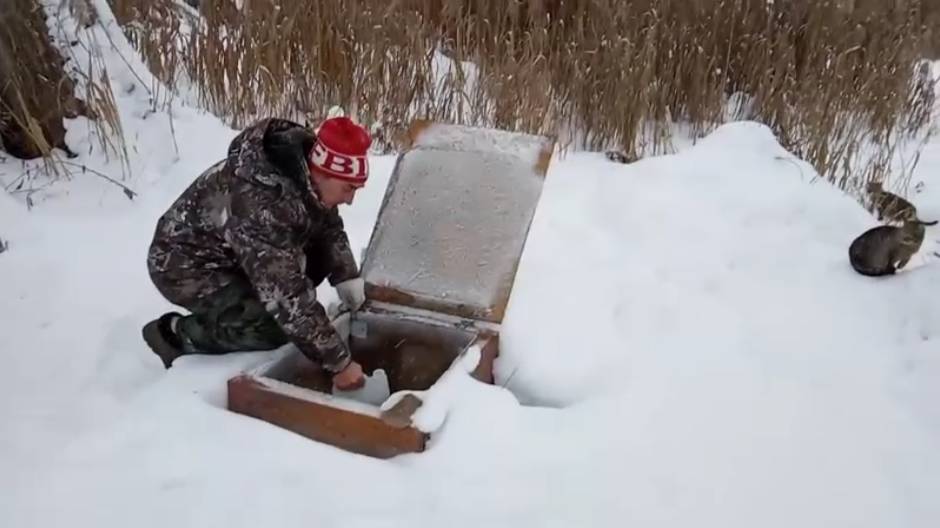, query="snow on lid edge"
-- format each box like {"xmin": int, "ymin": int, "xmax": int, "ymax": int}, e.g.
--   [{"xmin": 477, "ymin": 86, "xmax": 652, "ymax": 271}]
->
[{"xmin": 409, "ymin": 121, "xmax": 553, "ymax": 168}]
